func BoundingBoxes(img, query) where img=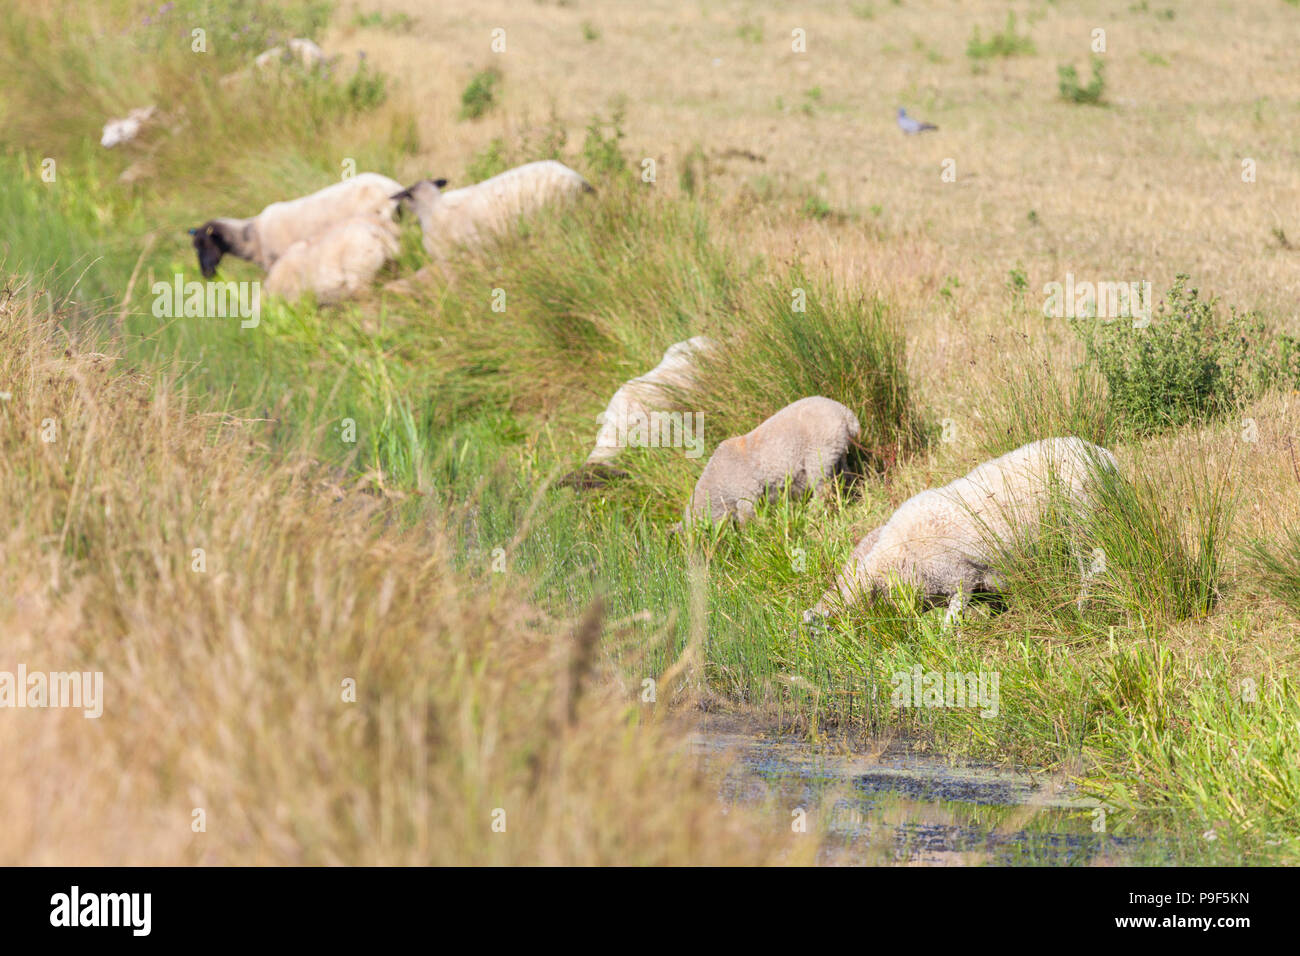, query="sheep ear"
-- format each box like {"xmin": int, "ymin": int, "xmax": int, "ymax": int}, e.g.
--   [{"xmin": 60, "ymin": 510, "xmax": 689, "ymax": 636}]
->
[
  {"xmin": 433, "ymin": 178, "xmax": 448, "ymax": 189},
  {"xmin": 389, "ymin": 187, "xmax": 413, "ymax": 201}
]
